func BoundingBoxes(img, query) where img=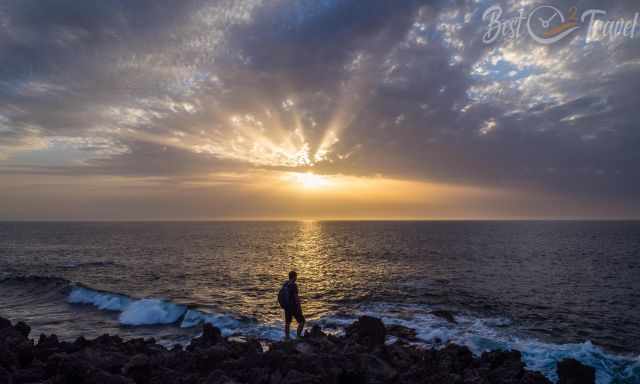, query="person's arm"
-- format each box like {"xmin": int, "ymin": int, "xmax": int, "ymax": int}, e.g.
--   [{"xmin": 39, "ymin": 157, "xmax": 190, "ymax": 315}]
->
[{"xmin": 293, "ymin": 283, "xmax": 301, "ymax": 307}]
